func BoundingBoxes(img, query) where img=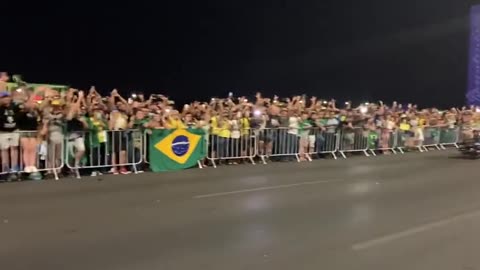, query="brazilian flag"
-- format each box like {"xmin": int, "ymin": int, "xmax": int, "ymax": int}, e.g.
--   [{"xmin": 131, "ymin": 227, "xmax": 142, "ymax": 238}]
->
[{"xmin": 149, "ymin": 128, "xmax": 206, "ymax": 172}]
